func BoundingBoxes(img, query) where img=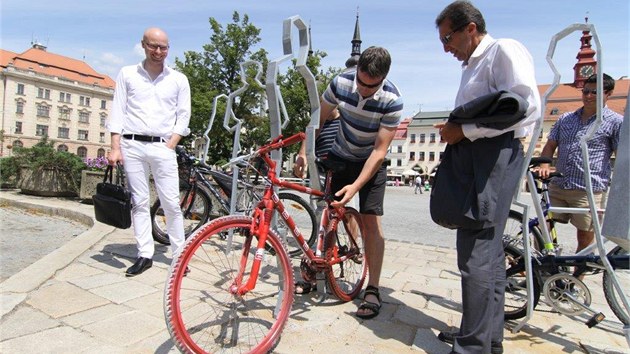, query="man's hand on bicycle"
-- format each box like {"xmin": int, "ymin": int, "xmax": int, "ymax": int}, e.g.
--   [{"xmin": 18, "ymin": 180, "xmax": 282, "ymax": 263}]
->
[
  {"xmin": 537, "ymin": 163, "xmax": 552, "ymax": 179},
  {"xmin": 331, "ymin": 184, "xmax": 359, "ymax": 208},
  {"xmin": 293, "ymin": 154, "xmax": 307, "ymax": 179}
]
